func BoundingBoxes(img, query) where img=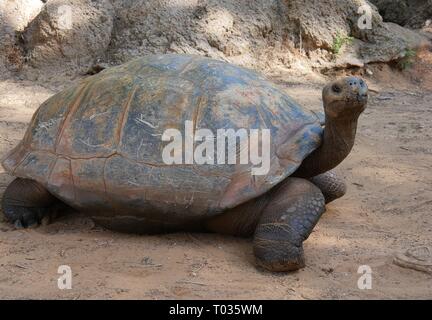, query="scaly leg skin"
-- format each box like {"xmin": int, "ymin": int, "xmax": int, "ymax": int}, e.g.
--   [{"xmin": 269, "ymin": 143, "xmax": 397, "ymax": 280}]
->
[
  {"xmin": 1, "ymin": 178, "xmax": 56, "ymax": 228},
  {"xmin": 309, "ymin": 170, "xmax": 346, "ymax": 204},
  {"xmin": 253, "ymin": 178, "xmax": 325, "ymax": 272},
  {"xmin": 205, "ymin": 193, "xmax": 269, "ymax": 237}
]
